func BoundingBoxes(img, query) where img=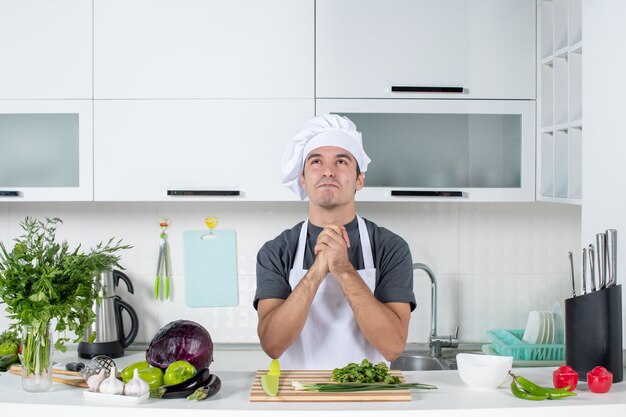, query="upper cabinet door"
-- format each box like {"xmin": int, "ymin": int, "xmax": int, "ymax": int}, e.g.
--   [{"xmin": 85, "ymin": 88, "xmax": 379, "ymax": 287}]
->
[
  {"xmin": 316, "ymin": 0, "xmax": 536, "ymax": 100},
  {"xmin": 0, "ymin": 0, "xmax": 92, "ymax": 99},
  {"xmin": 0, "ymin": 100, "xmax": 93, "ymax": 201},
  {"xmin": 93, "ymin": 99, "xmax": 313, "ymax": 201},
  {"xmin": 94, "ymin": 0, "xmax": 314, "ymax": 99}
]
